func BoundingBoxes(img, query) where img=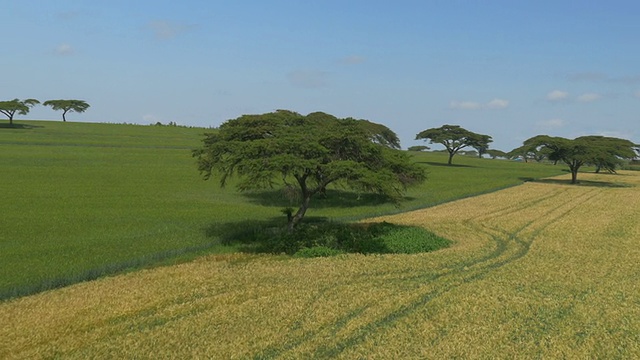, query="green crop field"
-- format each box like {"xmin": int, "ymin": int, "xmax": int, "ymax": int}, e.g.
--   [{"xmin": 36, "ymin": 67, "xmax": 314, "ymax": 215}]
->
[{"xmin": 0, "ymin": 120, "xmax": 565, "ymax": 299}]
